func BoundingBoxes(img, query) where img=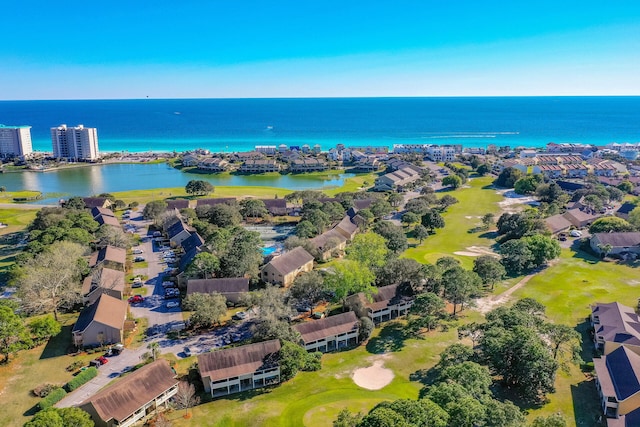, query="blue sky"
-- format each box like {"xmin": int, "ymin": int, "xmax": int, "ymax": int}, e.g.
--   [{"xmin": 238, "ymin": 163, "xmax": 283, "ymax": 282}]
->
[{"xmin": 2, "ymin": 1, "xmax": 639, "ymax": 99}]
